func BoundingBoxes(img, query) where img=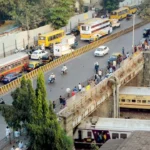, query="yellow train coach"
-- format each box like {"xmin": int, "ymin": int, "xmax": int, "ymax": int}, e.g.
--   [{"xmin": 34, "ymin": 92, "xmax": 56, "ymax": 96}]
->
[{"xmin": 119, "ymin": 86, "xmax": 150, "ymax": 109}]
